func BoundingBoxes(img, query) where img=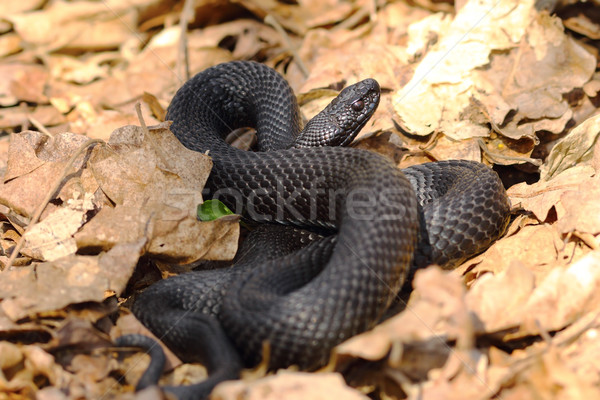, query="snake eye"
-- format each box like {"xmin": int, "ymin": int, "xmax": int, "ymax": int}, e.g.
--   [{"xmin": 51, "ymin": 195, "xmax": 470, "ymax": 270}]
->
[{"xmin": 351, "ymin": 100, "xmax": 365, "ymax": 112}]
